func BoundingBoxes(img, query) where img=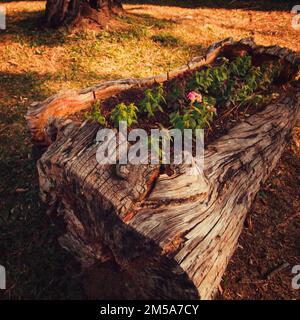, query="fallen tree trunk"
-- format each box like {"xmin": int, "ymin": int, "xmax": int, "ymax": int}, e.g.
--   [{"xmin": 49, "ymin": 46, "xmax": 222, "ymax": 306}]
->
[{"xmin": 27, "ymin": 38, "xmax": 300, "ymax": 299}]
